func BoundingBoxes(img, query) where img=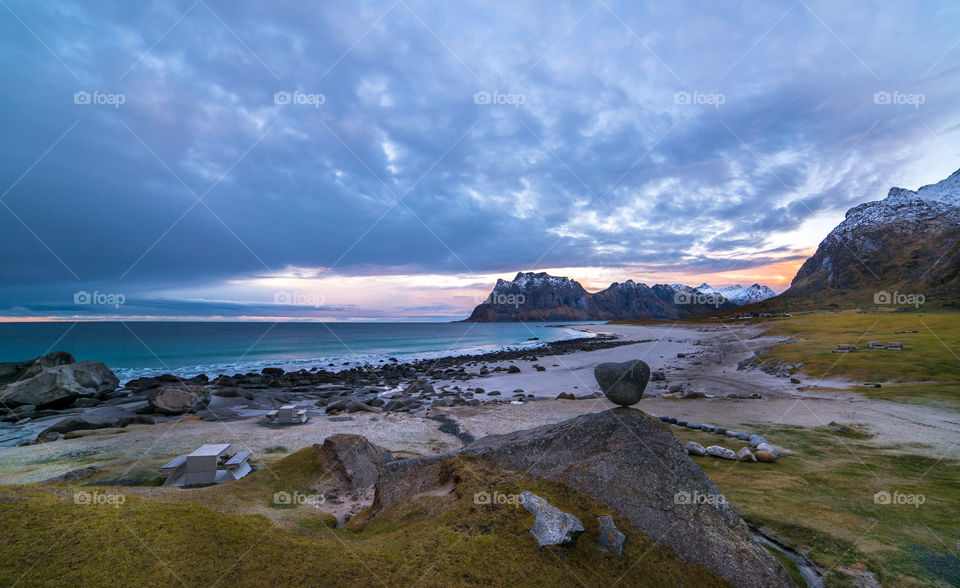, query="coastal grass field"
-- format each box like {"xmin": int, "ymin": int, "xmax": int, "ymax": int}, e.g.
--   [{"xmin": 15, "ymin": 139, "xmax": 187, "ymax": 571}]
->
[
  {"xmin": 755, "ymin": 310, "xmax": 960, "ymax": 386},
  {"xmin": 677, "ymin": 424, "xmax": 960, "ymax": 587},
  {"xmin": 0, "ymin": 450, "xmax": 732, "ymax": 587}
]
